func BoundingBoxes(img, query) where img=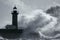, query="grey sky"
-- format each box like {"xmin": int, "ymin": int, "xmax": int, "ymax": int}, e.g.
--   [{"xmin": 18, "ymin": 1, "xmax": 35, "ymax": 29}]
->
[
  {"xmin": 0, "ymin": 0, "xmax": 60, "ymax": 28},
  {"xmin": 22, "ymin": 0, "xmax": 60, "ymax": 10}
]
